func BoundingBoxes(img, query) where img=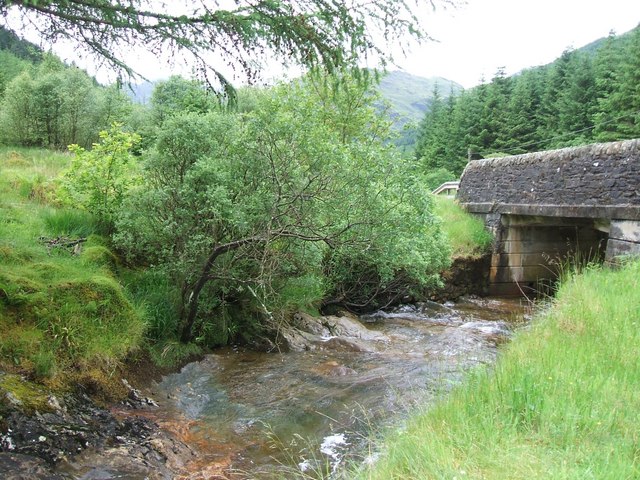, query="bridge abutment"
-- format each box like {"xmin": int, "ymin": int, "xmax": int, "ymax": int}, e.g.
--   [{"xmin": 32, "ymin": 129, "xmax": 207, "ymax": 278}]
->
[
  {"xmin": 485, "ymin": 214, "xmax": 608, "ymax": 296},
  {"xmin": 605, "ymin": 220, "xmax": 640, "ymax": 266}
]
